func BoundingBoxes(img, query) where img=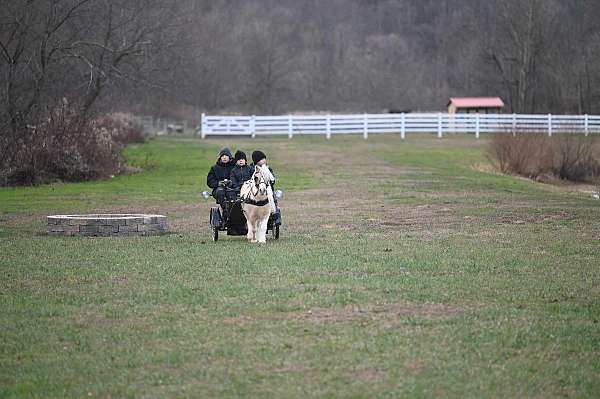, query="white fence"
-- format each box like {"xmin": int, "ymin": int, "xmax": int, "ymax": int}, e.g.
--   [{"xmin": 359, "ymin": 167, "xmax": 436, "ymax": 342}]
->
[{"xmin": 200, "ymin": 113, "xmax": 600, "ymax": 139}]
